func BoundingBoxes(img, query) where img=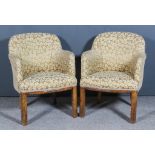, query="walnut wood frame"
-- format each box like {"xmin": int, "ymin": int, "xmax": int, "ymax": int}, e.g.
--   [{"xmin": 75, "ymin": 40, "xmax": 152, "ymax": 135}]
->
[
  {"xmin": 80, "ymin": 87, "xmax": 138, "ymax": 123},
  {"xmin": 20, "ymin": 86, "xmax": 77, "ymax": 126}
]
